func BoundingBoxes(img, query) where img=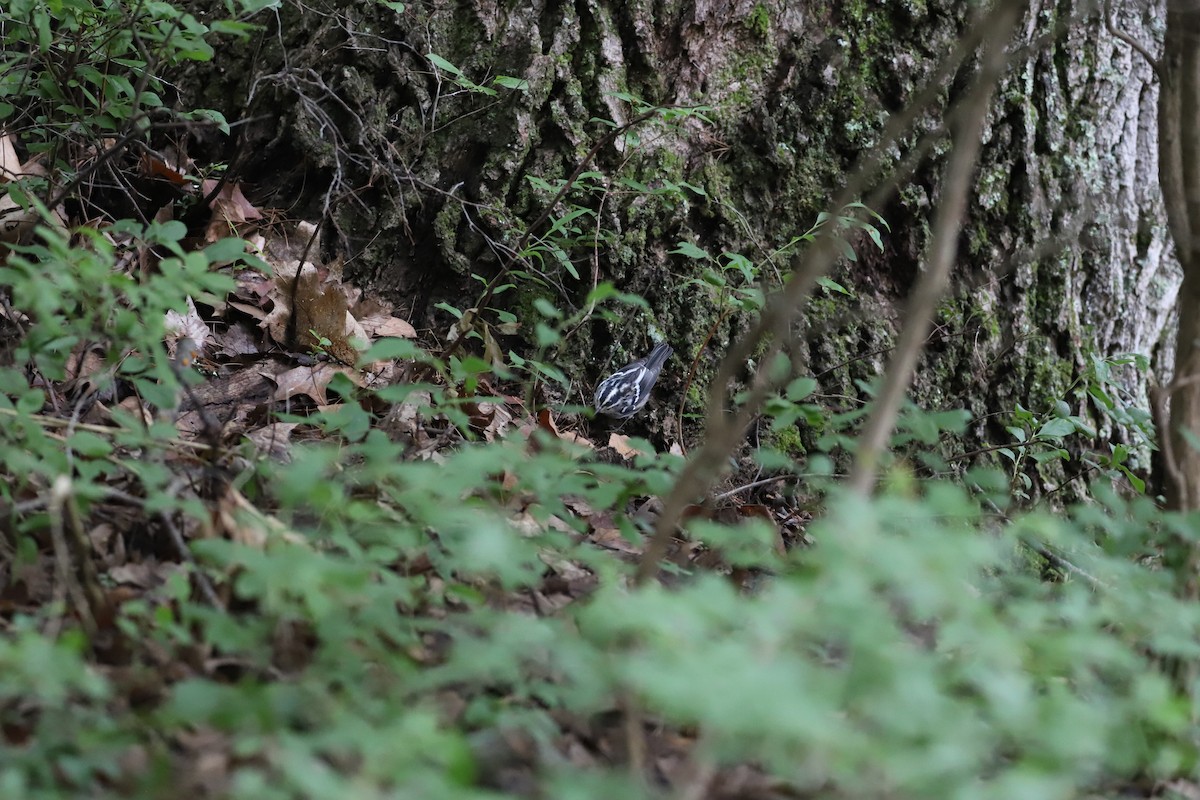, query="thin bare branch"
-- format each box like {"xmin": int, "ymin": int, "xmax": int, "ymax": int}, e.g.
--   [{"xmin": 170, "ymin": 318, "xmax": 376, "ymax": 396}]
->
[{"xmin": 1104, "ymin": 0, "xmax": 1163, "ymax": 78}]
